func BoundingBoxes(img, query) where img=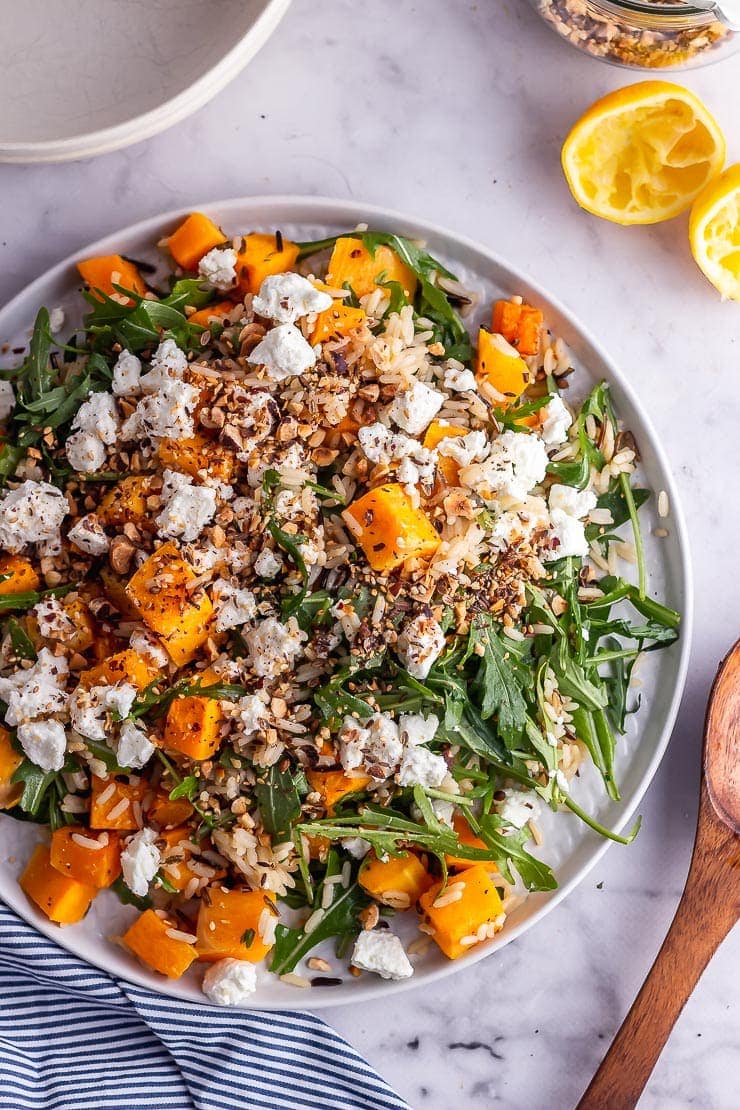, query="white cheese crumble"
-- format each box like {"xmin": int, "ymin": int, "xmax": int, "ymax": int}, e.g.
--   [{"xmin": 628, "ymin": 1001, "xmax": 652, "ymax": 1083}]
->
[
  {"xmin": 245, "ymin": 616, "xmax": 306, "ymax": 680},
  {"xmin": 121, "ymin": 828, "xmax": 161, "ymax": 898},
  {"xmin": 121, "ymin": 379, "xmax": 200, "ymax": 443},
  {"xmin": 33, "ymin": 598, "xmax": 74, "ymax": 640},
  {"xmin": 66, "ymin": 432, "xmax": 105, "ymax": 473},
  {"xmin": 0, "ymin": 380, "xmax": 15, "ymax": 422},
  {"xmin": 202, "ymin": 958, "xmax": 257, "ymax": 1006},
  {"xmin": 437, "ymin": 429, "xmax": 490, "ymax": 468},
  {"xmin": 253, "ymin": 548, "xmax": 282, "ymax": 579},
  {"xmin": 68, "ymin": 682, "xmax": 135, "ymax": 741},
  {"xmin": 252, "ymin": 273, "xmax": 332, "ymax": 325},
  {"xmin": 357, "ymin": 423, "xmax": 437, "ymax": 489},
  {"xmin": 198, "ymin": 247, "xmax": 238, "ymax": 291},
  {"xmin": 72, "ymin": 391, "xmax": 119, "ymax": 445},
  {"xmin": 351, "ymin": 930, "xmax": 413, "ymax": 981},
  {"xmin": 443, "ymin": 364, "xmax": 477, "ymax": 392},
  {"xmin": 339, "ymin": 712, "xmax": 403, "ymax": 778},
  {"xmin": 145, "ymin": 338, "xmax": 188, "ymax": 382},
  {"xmin": 247, "ymin": 323, "xmax": 317, "ymax": 381},
  {"xmin": 388, "ymin": 380, "xmax": 445, "ymax": 435},
  {"xmin": 548, "ymin": 483, "xmax": 597, "ymax": 520},
  {"xmin": 487, "ymin": 495, "xmax": 549, "ymax": 552},
  {"xmin": 398, "ymin": 712, "xmax": 439, "ymax": 748},
  {"xmin": 396, "ymin": 613, "xmax": 446, "ymax": 680},
  {"xmin": 0, "ymin": 480, "xmax": 68, "ymax": 553},
  {"xmin": 112, "ymin": 350, "xmax": 142, "ymax": 396},
  {"xmin": 129, "ymin": 628, "xmax": 169, "ymax": 669},
  {"xmin": 539, "ymin": 394, "xmax": 573, "ymax": 447},
  {"xmin": 67, "ymin": 513, "xmax": 110, "ymax": 556},
  {"xmin": 498, "ymin": 788, "xmax": 539, "ymax": 831},
  {"xmin": 397, "ymin": 745, "xmax": 448, "ymax": 789},
  {"xmin": 212, "ymin": 578, "xmax": 257, "ymax": 632},
  {"xmin": 546, "ymin": 509, "xmax": 590, "ymax": 561},
  {"xmin": 49, "ymin": 307, "xmax": 65, "ymax": 334},
  {"xmin": 341, "ymin": 836, "xmax": 371, "ymax": 859},
  {"xmin": 155, "ymin": 469, "xmax": 217, "ymax": 543},
  {"xmin": 234, "ymin": 693, "xmax": 268, "ymax": 739},
  {"xmin": 0, "ymin": 648, "xmax": 68, "ymax": 727},
  {"xmin": 116, "ymin": 719, "xmax": 155, "ymax": 770},
  {"xmin": 460, "ymin": 429, "xmax": 548, "ymax": 502},
  {"xmin": 16, "ymin": 719, "xmax": 67, "ymax": 773}
]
